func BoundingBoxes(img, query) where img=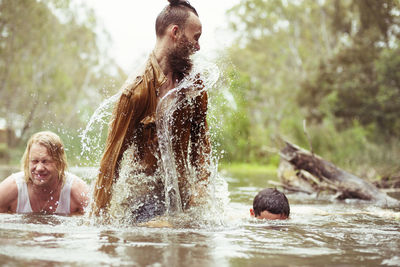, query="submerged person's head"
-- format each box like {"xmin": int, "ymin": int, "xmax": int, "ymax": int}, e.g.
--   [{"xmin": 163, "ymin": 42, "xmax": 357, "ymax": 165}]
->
[
  {"xmin": 156, "ymin": 0, "xmax": 202, "ymax": 80},
  {"xmin": 250, "ymin": 188, "xmax": 290, "ymax": 220},
  {"xmin": 21, "ymin": 131, "xmax": 68, "ymax": 185}
]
